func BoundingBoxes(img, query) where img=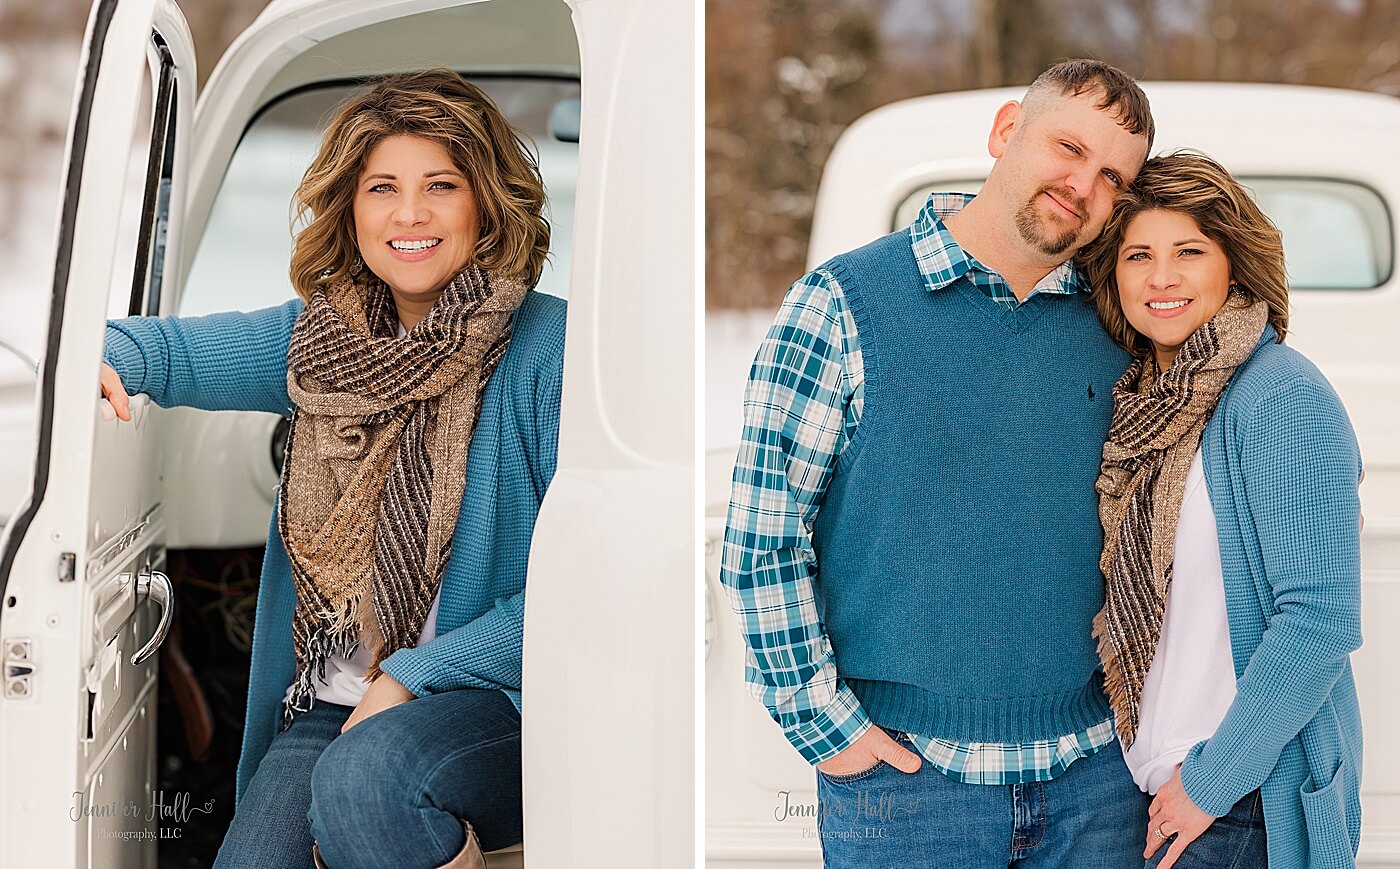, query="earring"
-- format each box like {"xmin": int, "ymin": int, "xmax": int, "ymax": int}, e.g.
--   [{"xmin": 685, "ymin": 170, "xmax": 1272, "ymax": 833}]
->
[
  {"xmin": 349, "ymin": 254, "xmax": 364, "ymax": 277},
  {"xmin": 1228, "ymin": 281, "xmax": 1243, "ymax": 296}
]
